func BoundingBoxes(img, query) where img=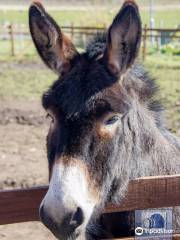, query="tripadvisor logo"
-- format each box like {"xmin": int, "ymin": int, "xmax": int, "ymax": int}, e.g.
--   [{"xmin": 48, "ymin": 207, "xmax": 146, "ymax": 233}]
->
[
  {"xmin": 135, "ymin": 227, "xmax": 144, "ymax": 236},
  {"xmin": 135, "ymin": 209, "xmax": 173, "ymax": 239}
]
